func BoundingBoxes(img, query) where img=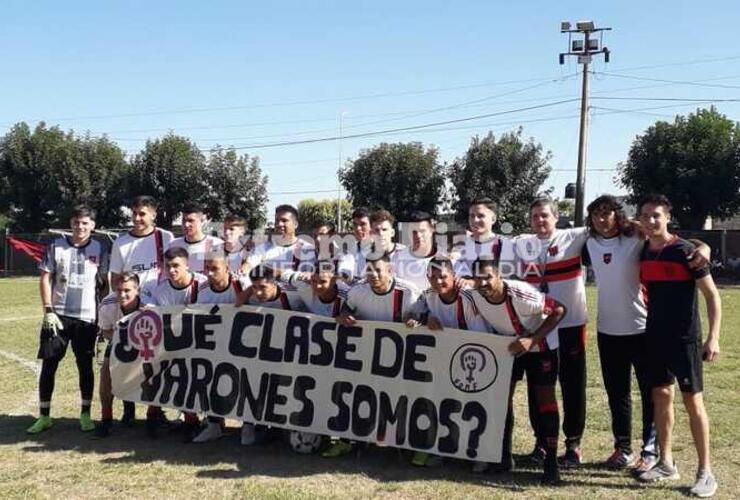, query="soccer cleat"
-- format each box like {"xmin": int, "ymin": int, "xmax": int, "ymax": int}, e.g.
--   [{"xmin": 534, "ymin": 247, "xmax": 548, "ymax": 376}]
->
[
  {"xmin": 524, "ymin": 445, "xmax": 547, "ymax": 466},
  {"xmin": 192, "ymin": 422, "xmax": 222, "ymax": 443},
  {"xmin": 120, "ymin": 411, "xmax": 135, "ymax": 427},
  {"xmin": 637, "ymin": 461, "xmax": 680, "ymax": 482},
  {"xmin": 145, "ymin": 418, "xmax": 159, "ymax": 439},
  {"xmin": 93, "ymin": 421, "xmax": 112, "ymax": 439},
  {"xmin": 605, "ymin": 449, "xmax": 635, "ymax": 469},
  {"xmin": 79, "ymin": 413, "xmax": 95, "ymax": 432},
  {"xmin": 26, "ymin": 416, "xmax": 53, "ymax": 435},
  {"xmin": 690, "ymin": 470, "xmax": 717, "ymax": 498},
  {"xmin": 541, "ymin": 460, "xmax": 561, "ymax": 486},
  {"xmin": 411, "ymin": 452, "xmax": 429, "ymax": 467},
  {"xmin": 424, "ymin": 454, "xmax": 444, "ymax": 468},
  {"xmin": 180, "ymin": 422, "xmax": 200, "ymax": 443},
  {"xmin": 322, "ymin": 440, "xmax": 353, "ymax": 458},
  {"xmin": 489, "ymin": 455, "xmax": 514, "ymax": 474},
  {"xmin": 558, "ymin": 447, "xmax": 583, "ymax": 468},
  {"xmin": 633, "ymin": 454, "xmax": 659, "ymax": 476}
]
